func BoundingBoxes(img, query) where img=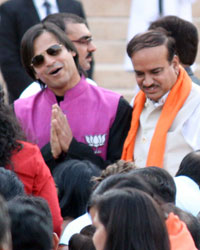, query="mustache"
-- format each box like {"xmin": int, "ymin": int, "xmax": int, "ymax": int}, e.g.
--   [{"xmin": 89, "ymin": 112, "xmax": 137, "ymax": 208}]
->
[
  {"xmin": 46, "ymin": 62, "xmax": 63, "ymax": 74},
  {"xmin": 143, "ymin": 84, "xmax": 157, "ymax": 89},
  {"xmin": 86, "ymin": 52, "xmax": 93, "ymax": 59}
]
